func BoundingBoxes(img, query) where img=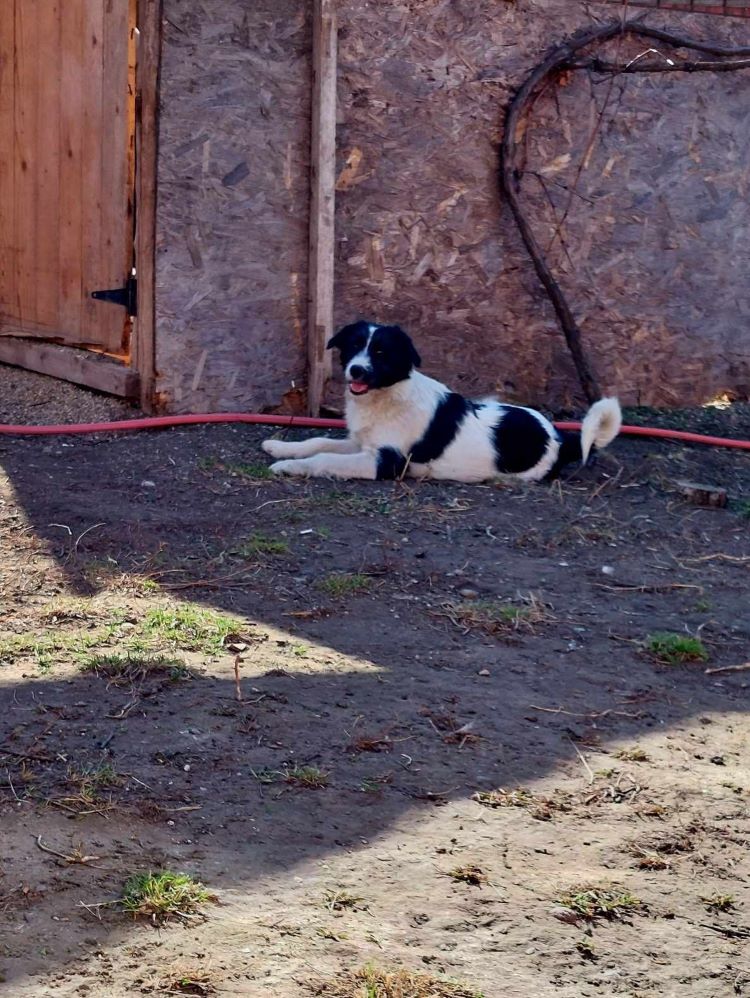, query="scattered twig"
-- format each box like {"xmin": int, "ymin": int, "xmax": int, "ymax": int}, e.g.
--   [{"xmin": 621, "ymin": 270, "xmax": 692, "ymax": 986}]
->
[
  {"xmin": 34, "ymin": 835, "xmax": 101, "ymax": 865},
  {"xmin": 699, "ymin": 922, "xmax": 750, "ymax": 940},
  {"xmin": 705, "ymin": 663, "xmax": 750, "ymax": 676},
  {"xmin": 596, "ymin": 581, "xmax": 703, "ymax": 594},
  {"xmin": 567, "ymin": 736, "xmax": 595, "ymax": 785},
  {"xmin": 234, "ymin": 654, "xmax": 243, "ymax": 701}
]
